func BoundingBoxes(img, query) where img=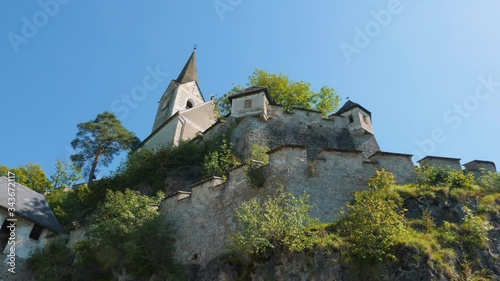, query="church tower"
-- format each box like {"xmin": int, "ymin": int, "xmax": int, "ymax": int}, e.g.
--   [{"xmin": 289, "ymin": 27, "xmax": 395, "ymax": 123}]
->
[
  {"xmin": 152, "ymin": 48, "xmax": 206, "ymax": 132},
  {"xmin": 141, "ymin": 48, "xmax": 217, "ymax": 150}
]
